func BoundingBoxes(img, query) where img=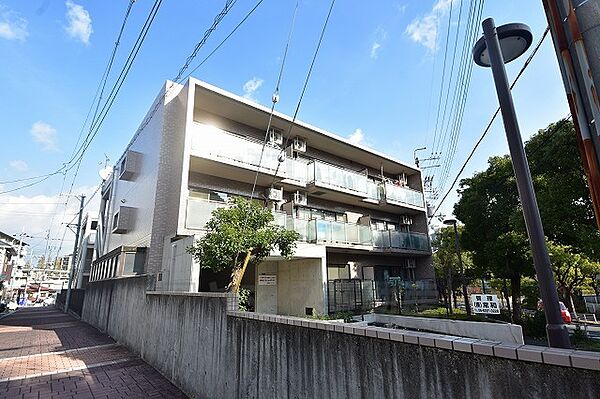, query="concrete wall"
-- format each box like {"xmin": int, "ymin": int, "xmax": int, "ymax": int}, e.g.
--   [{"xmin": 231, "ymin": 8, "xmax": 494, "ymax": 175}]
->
[
  {"xmin": 362, "ymin": 313, "xmax": 524, "ymax": 344},
  {"xmin": 256, "ymin": 258, "xmax": 326, "ymax": 317},
  {"xmin": 83, "ymin": 276, "xmax": 600, "ymax": 399}
]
